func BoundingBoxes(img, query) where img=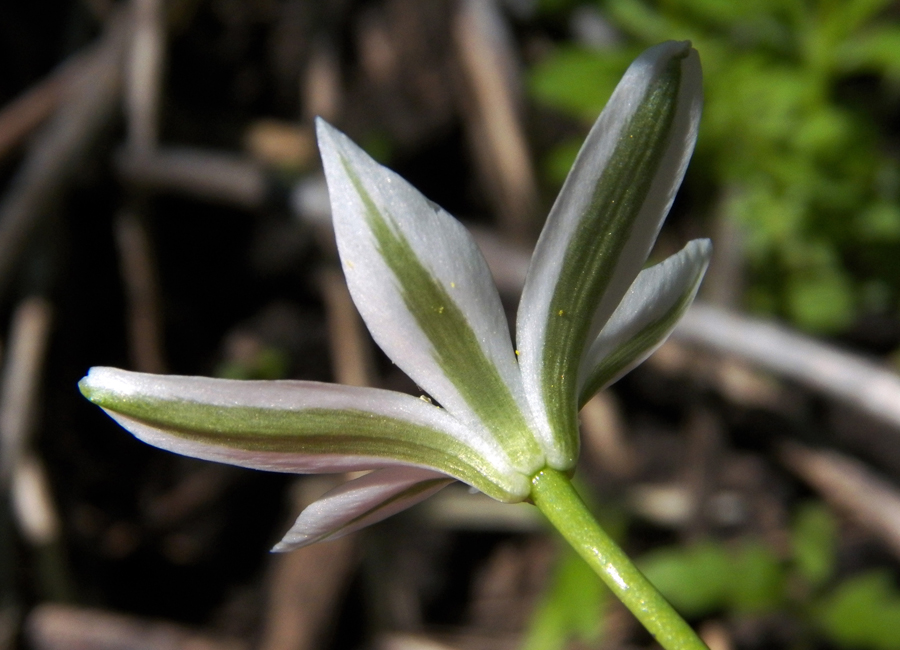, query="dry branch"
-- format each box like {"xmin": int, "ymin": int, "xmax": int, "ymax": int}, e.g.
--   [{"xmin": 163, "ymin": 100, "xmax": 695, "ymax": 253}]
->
[
  {"xmin": 115, "ymin": 148, "xmax": 268, "ymax": 210},
  {"xmin": 126, "ymin": 0, "xmax": 165, "ymax": 154},
  {"xmin": 318, "ymin": 268, "xmax": 376, "ymax": 388},
  {"xmin": 114, "ymin": 210, "xmax": 167, "ymax": 373},
  {"xmin": 25, "ymin": 604, "xmax": 245, "ymax": 650},
  {"xmin": 672, "ymin": 304, "xmax": 900, "ymax": 430},
  {"xmin": 258, "ymin": 480, "xmax": 358, "ymax": 650},
  {"xmin": 0, "ymin": 52, "xmax": 91, "ymax": 164},
  {"xmin": 0, "ymin": 13, "xmax": 127, "ymax": 304},
  {"xmin": 0, "ymin": 297, "xmax": 52, "ymax": 486},
  {"xmin": 453, "ymin": 0, "xmax": 538, "ymax": 240},
  {"xmin": 780, "ymin": 441, "xmax": 900, "ymax": 560}
]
